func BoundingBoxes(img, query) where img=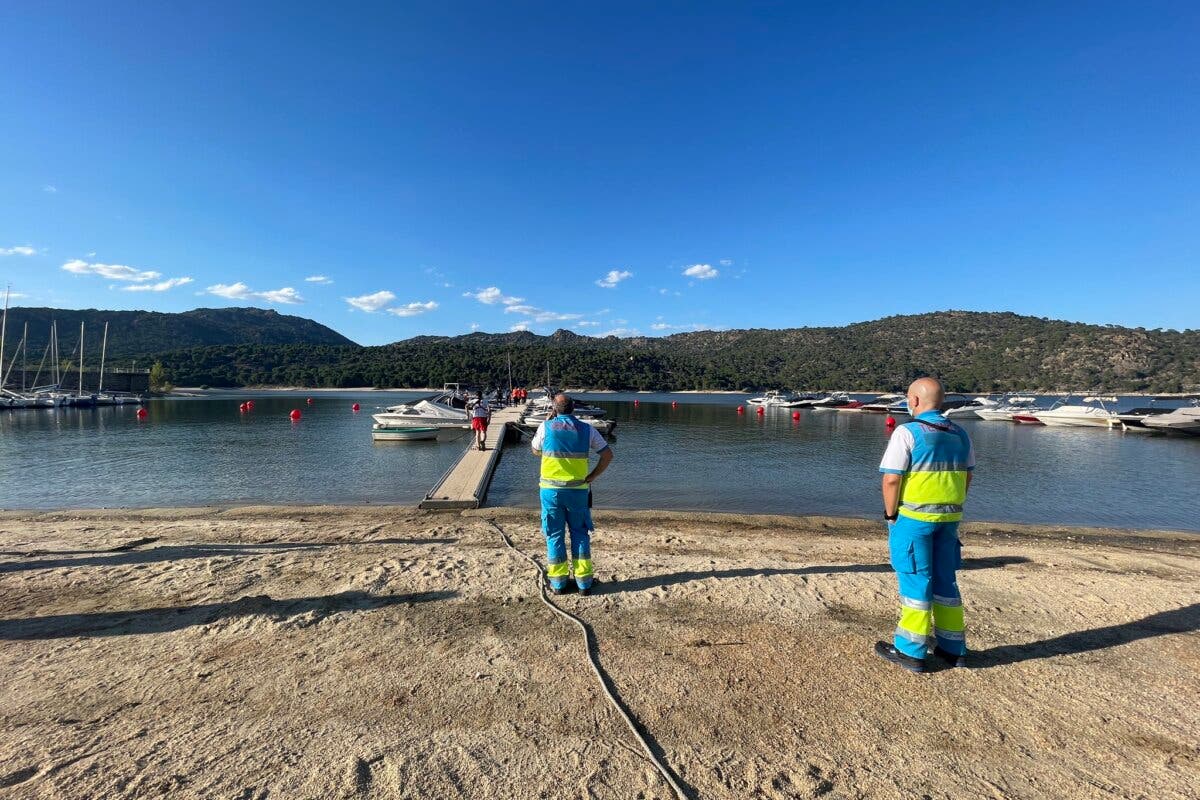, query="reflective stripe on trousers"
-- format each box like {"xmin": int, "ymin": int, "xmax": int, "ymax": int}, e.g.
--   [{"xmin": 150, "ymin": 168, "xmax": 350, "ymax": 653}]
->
[{"xmin": 888, "ymin": 516, "xmax": 967, "ymax": 658}]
